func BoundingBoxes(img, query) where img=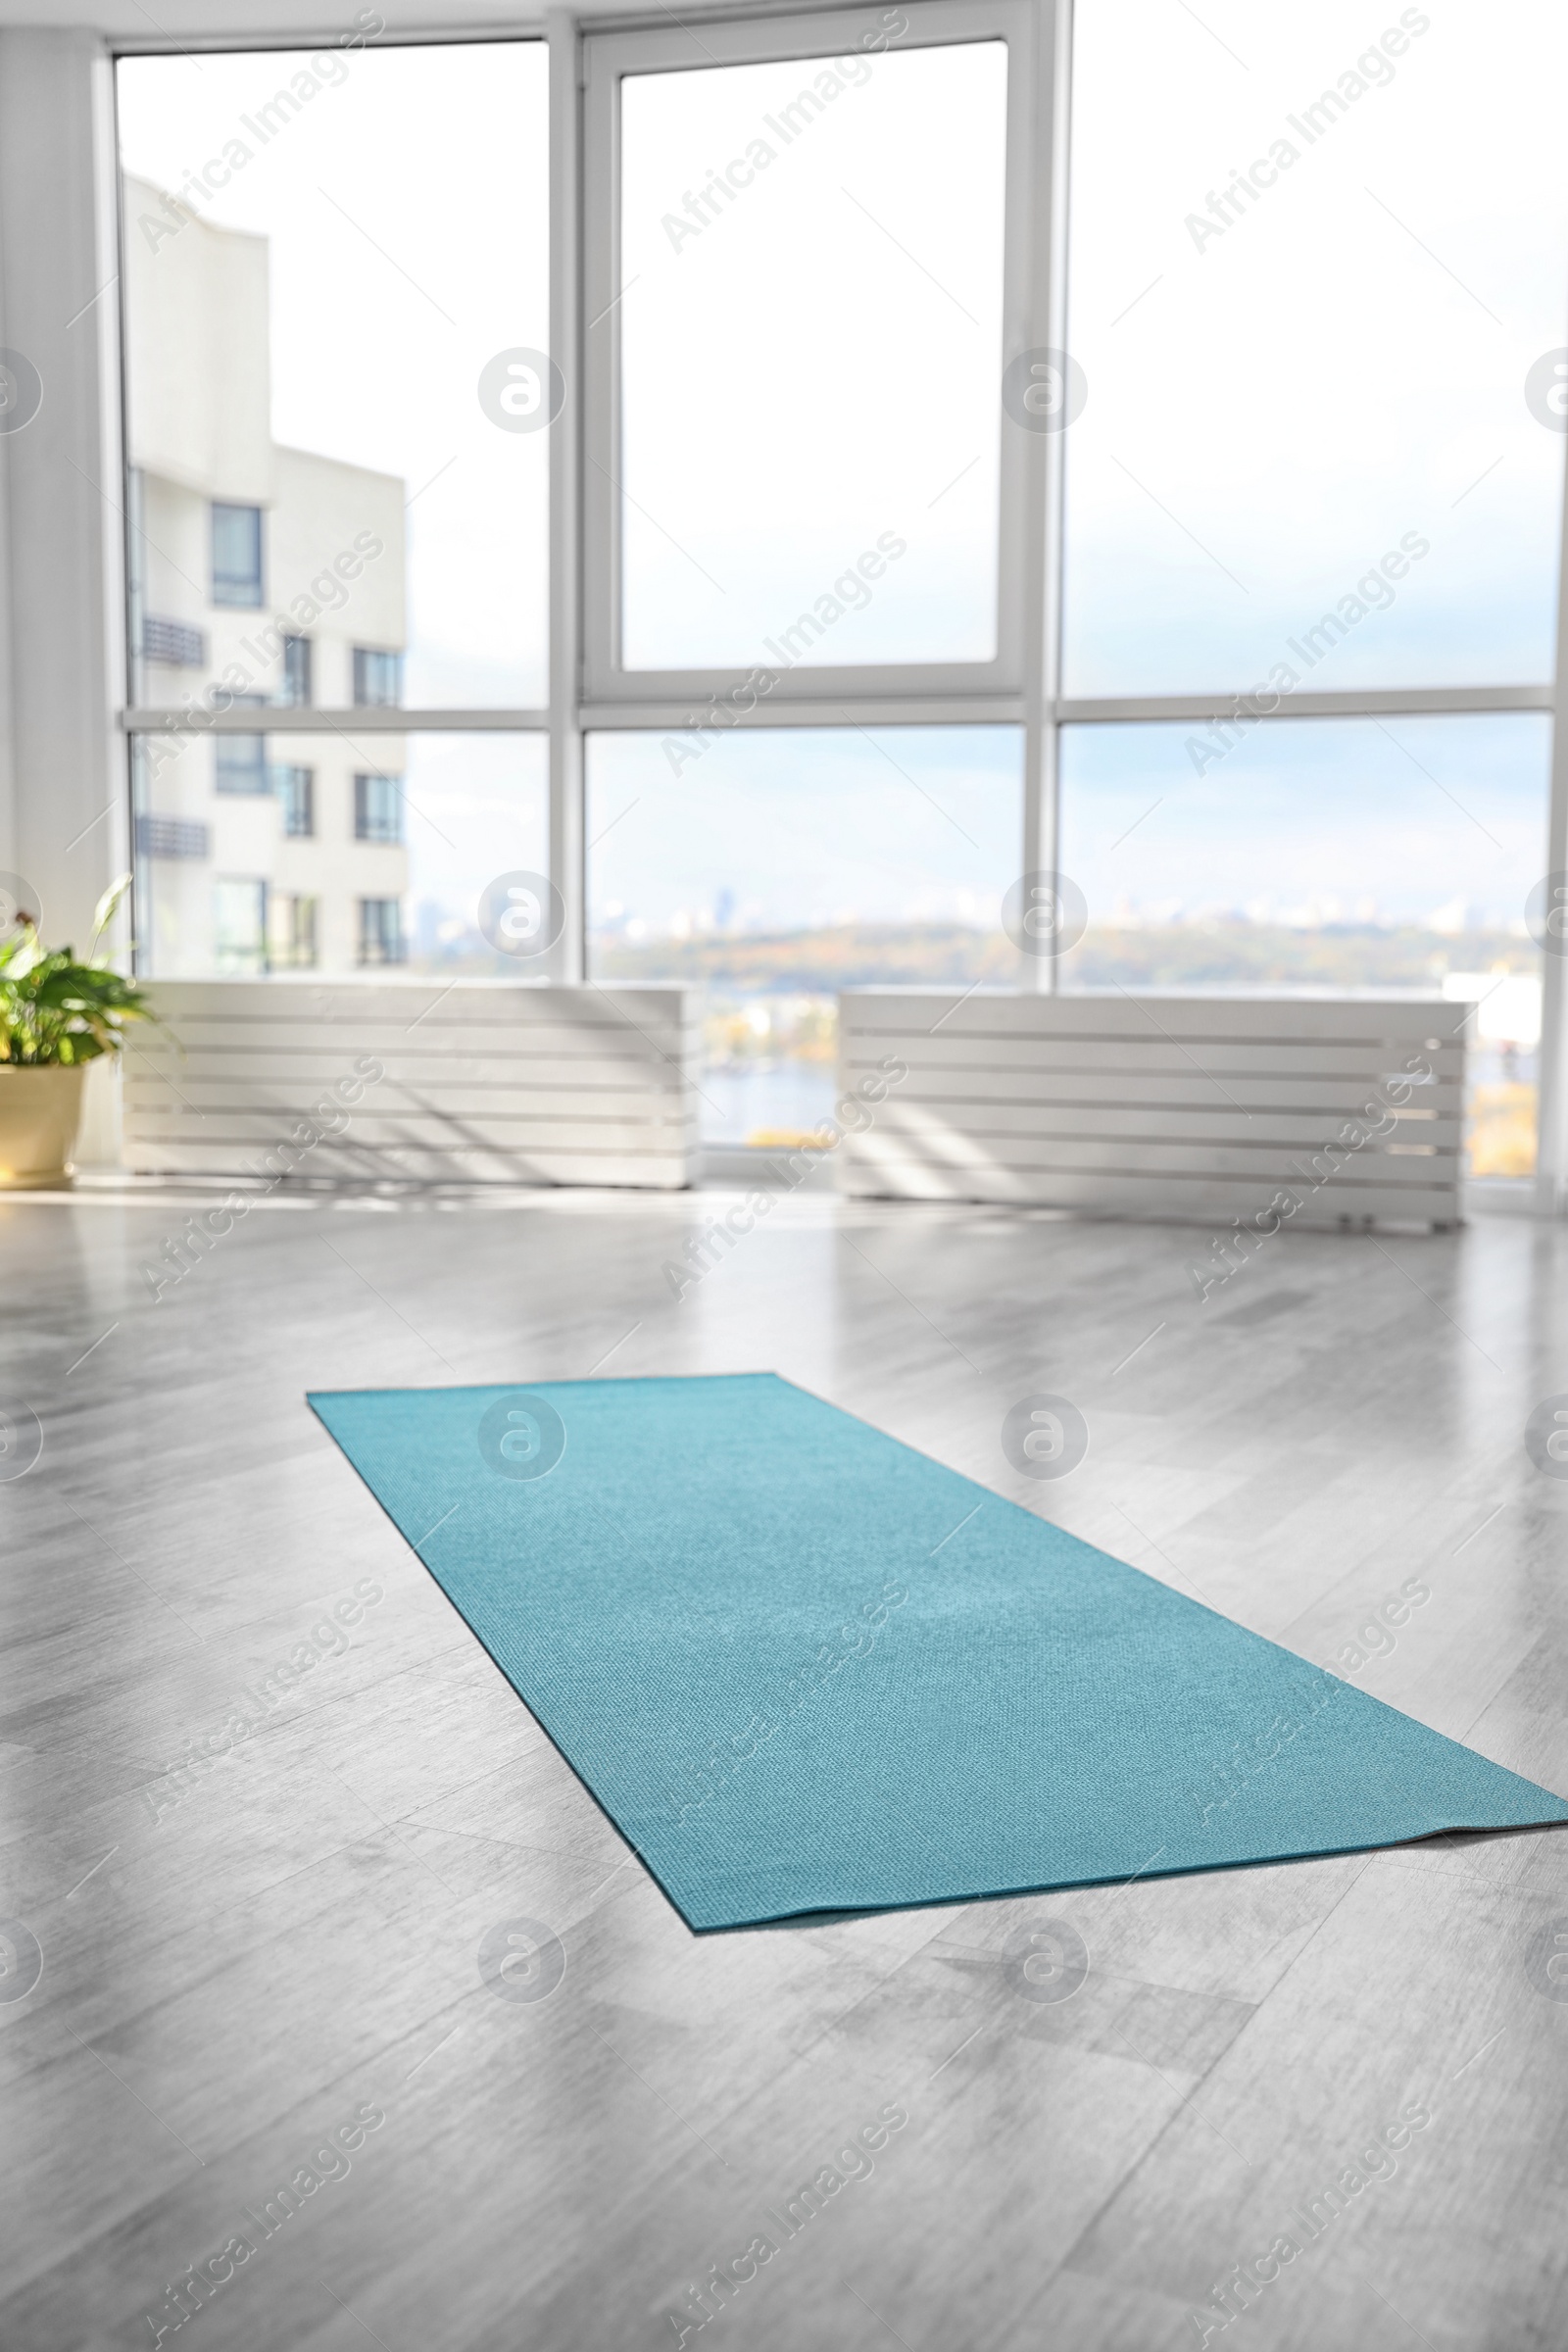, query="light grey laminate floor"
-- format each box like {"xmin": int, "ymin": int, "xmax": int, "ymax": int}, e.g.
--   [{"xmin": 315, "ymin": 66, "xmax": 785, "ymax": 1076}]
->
[{"xmin": 2, "ymin": 1177, "xmax": 1566, "ymax": 2352}]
